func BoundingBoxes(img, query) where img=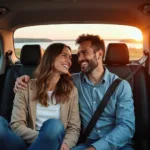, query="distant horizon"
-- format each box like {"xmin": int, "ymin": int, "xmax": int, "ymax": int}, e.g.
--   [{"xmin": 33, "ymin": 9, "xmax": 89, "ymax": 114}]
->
[
  {"xmin": 14, "ymin": 37, "xmax": 142, "ymax": 40},
  {"xmin": 14, "ymin": 37, "xmax": 142, "ymax": 43}
]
